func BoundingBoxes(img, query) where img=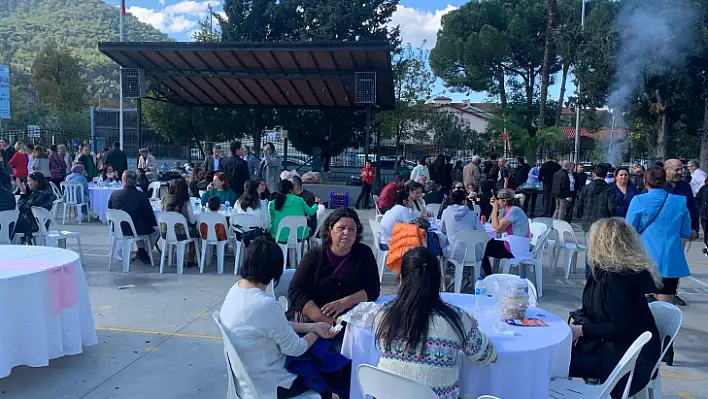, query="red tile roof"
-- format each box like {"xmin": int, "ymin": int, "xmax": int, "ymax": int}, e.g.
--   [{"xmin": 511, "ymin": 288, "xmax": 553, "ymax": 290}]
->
[{"xmin": 561, "ymin": 127, "xmax": 628, "ymax": 139}]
